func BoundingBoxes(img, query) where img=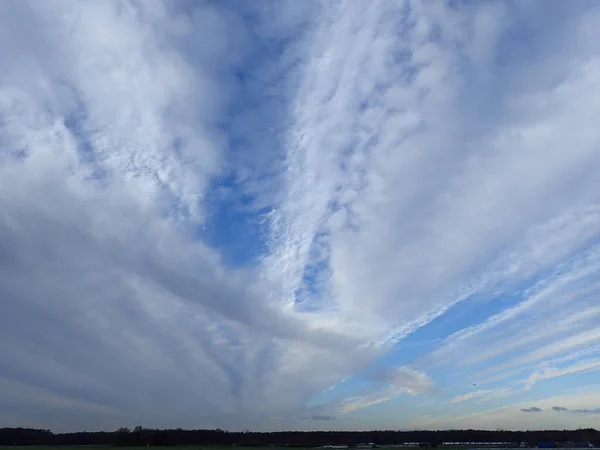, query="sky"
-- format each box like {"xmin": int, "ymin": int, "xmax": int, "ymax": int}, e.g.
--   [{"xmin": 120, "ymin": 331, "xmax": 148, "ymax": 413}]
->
[{"xmin": 1, "ymin": 0, "xmax": 600, "ymax": 433}]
